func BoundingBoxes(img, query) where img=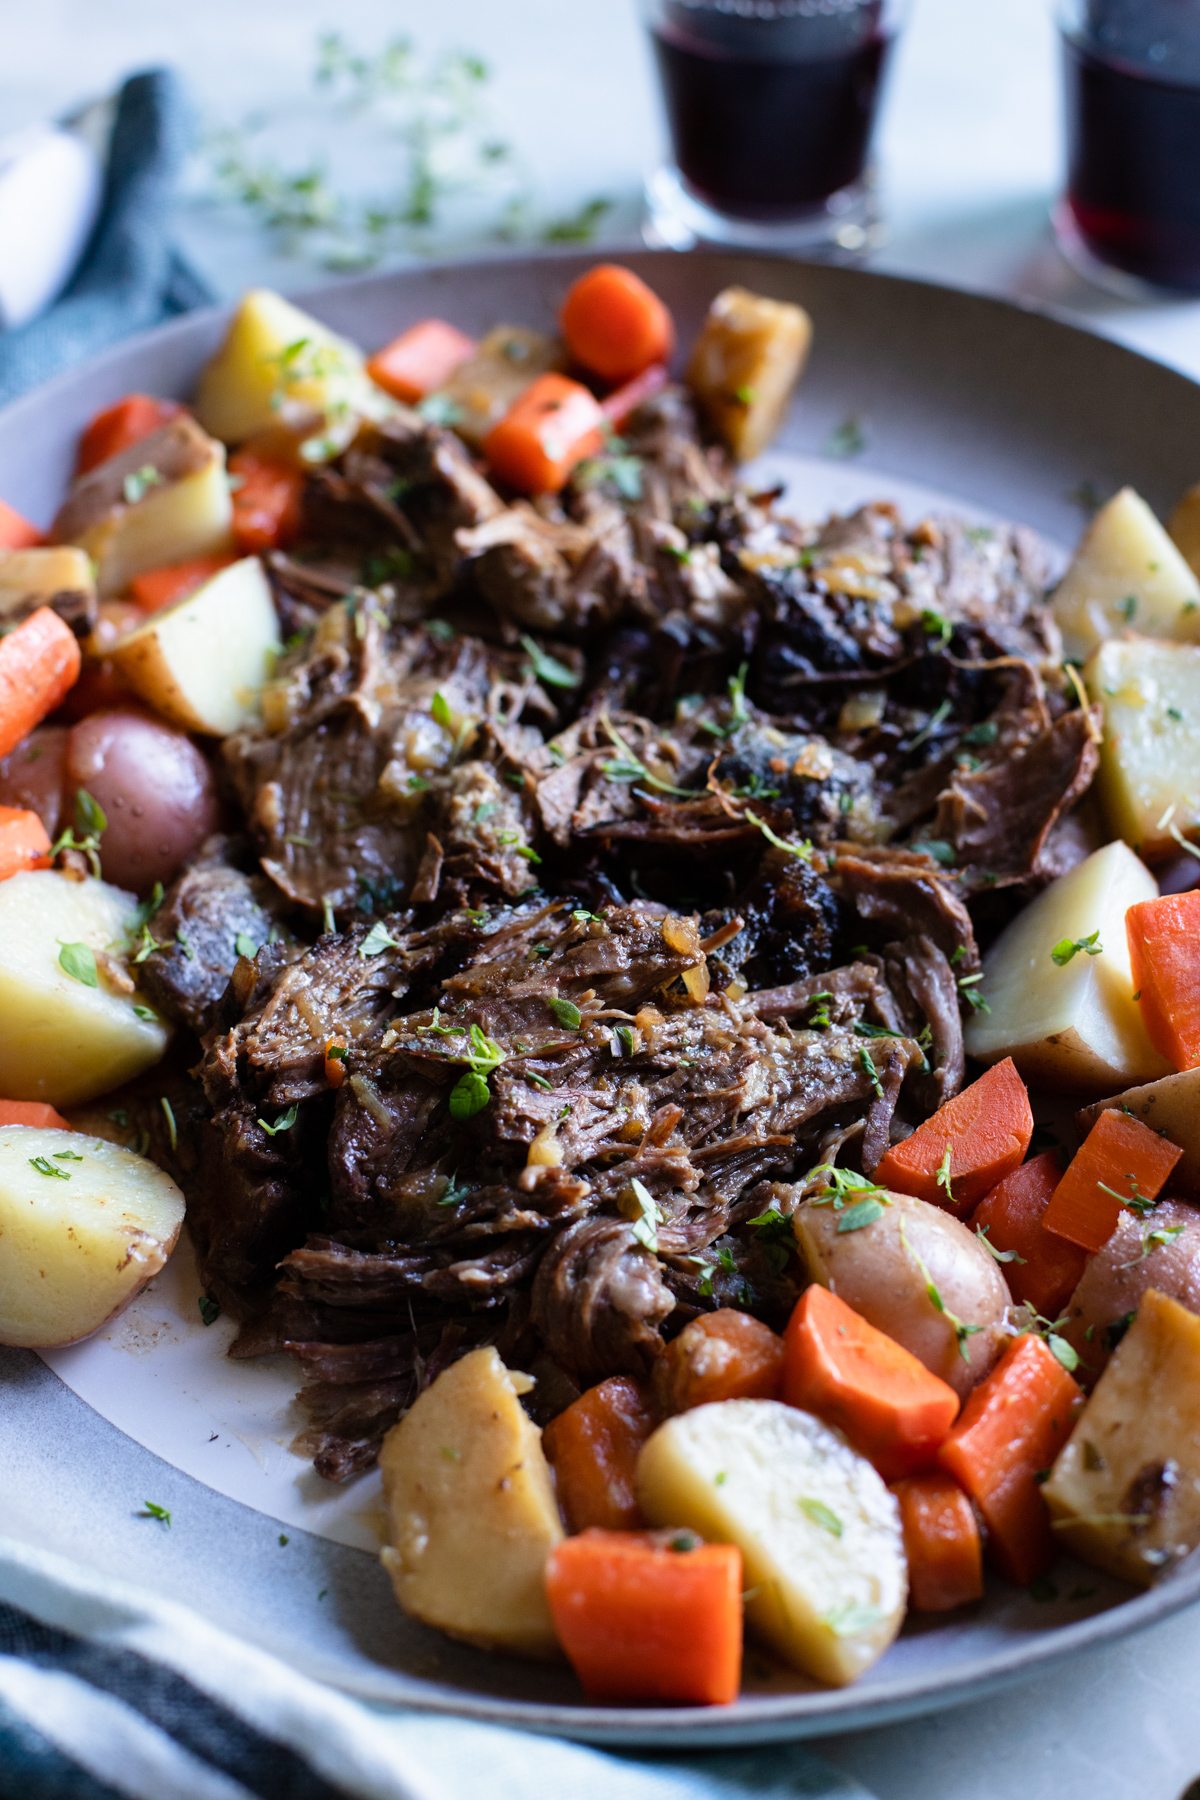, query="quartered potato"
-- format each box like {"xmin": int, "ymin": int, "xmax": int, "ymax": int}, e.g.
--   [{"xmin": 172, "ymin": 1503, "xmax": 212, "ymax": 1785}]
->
[
  {"xmin": 0, "ymin": 870, "xmax": 167, "ymax": 1107},
  {"xmin": 379, "ymin": 1347, "xmax": 564, "ymax": 1658},
  {"xmin": 1084, "ymin": 636, "xmax": 1200, "ymax": 857},
  {"xmin": 431, "ymin": 326, "xmax": 565, "ymax": 448},
  {"xmin": 193, "ymin": 287, "xmax": 392, "ymax": 457},
  {"xmin": 637, "ymin": 1400, "xmax": 906, "ymax": 1686},
  {"xmin": 50, "ymin": 415, "xmax": 233, "ymax": 596},
  {"xmin": 793, "ymin": 1190, "xmax": 1010, "ymax": 1399},
  {"xmin": 963, "ymin": 839, "xmax": 1171, "ymax": 1094},
  {"xmin": 1167, "ymin": 481, "xmax": 1200, "ymax": 576},
  {"xmin": 686, "ymin": 286, "xmax": 812, "ymax": 462},
  {"xmin": 1045, "ymin": 1288, "xmax": 1200, "ymax": 1584},
  {"xmin": 1052, "ymin": 487, "xmax": 1200, "ymax": 661},
  {"xmin": 0, "ymin": 546, "xmax": 96, "ymax": 636},
  {"xmin": 109, "ymin": 556, "xmax": 279, "ymax": 737},
  {"xmin": 0, "ymin": 1126, "xmax": 184, "ymax": 1348}
]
